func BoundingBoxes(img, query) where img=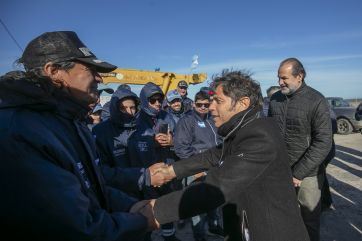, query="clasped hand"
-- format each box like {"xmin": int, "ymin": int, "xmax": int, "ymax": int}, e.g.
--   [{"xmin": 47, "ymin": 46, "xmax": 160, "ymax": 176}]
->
[
  {"xmin": 148, "ymin": 162, "xmax": 176, "ymax": 187},
  {"xmin": 130, "ymin": 199, "xmax": 159, "ymax": 231}
]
